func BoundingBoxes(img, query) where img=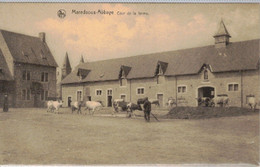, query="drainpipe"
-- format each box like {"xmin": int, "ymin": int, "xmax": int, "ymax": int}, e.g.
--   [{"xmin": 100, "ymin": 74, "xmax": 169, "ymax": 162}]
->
[
  {"xmin": 240, "ymin": 70, "xmax": 243, "ymax": 108},
  {"xmin": 129, "ymin": 79, "xmax": 131, "ymax": 102},
  {"xmin": 175, "ymin": 76, "xmax": 178, "ymax": 107}
]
